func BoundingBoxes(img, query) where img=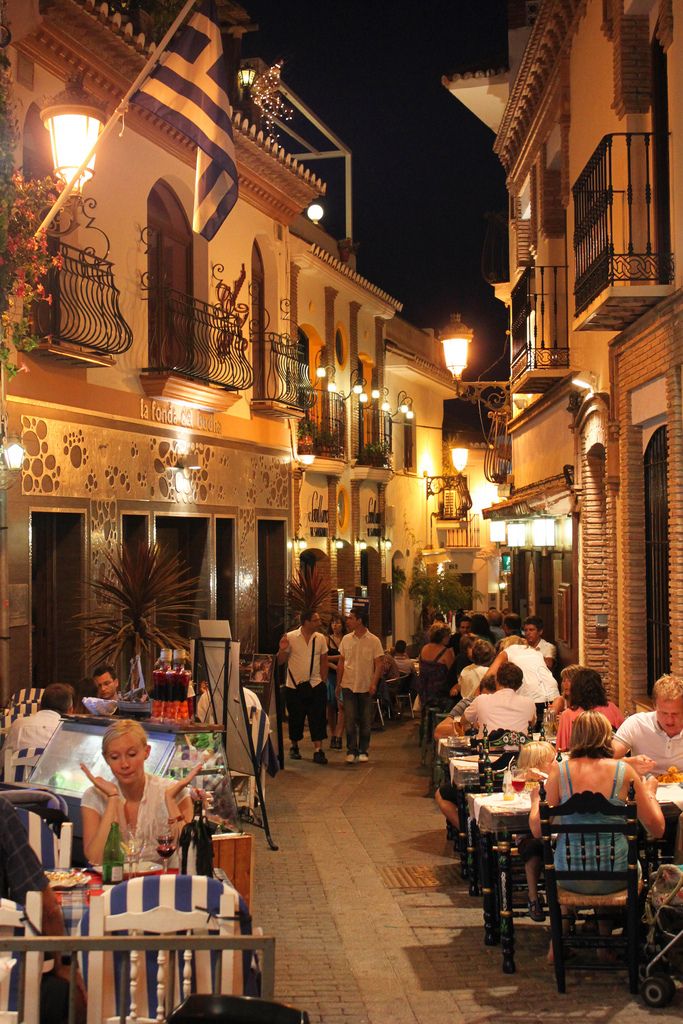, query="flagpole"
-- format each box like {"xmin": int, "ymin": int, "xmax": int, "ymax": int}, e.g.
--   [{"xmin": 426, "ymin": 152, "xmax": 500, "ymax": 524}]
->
[{"xmin": 34, "ymin": 0, "xmax": 199, "ymax": 238}]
